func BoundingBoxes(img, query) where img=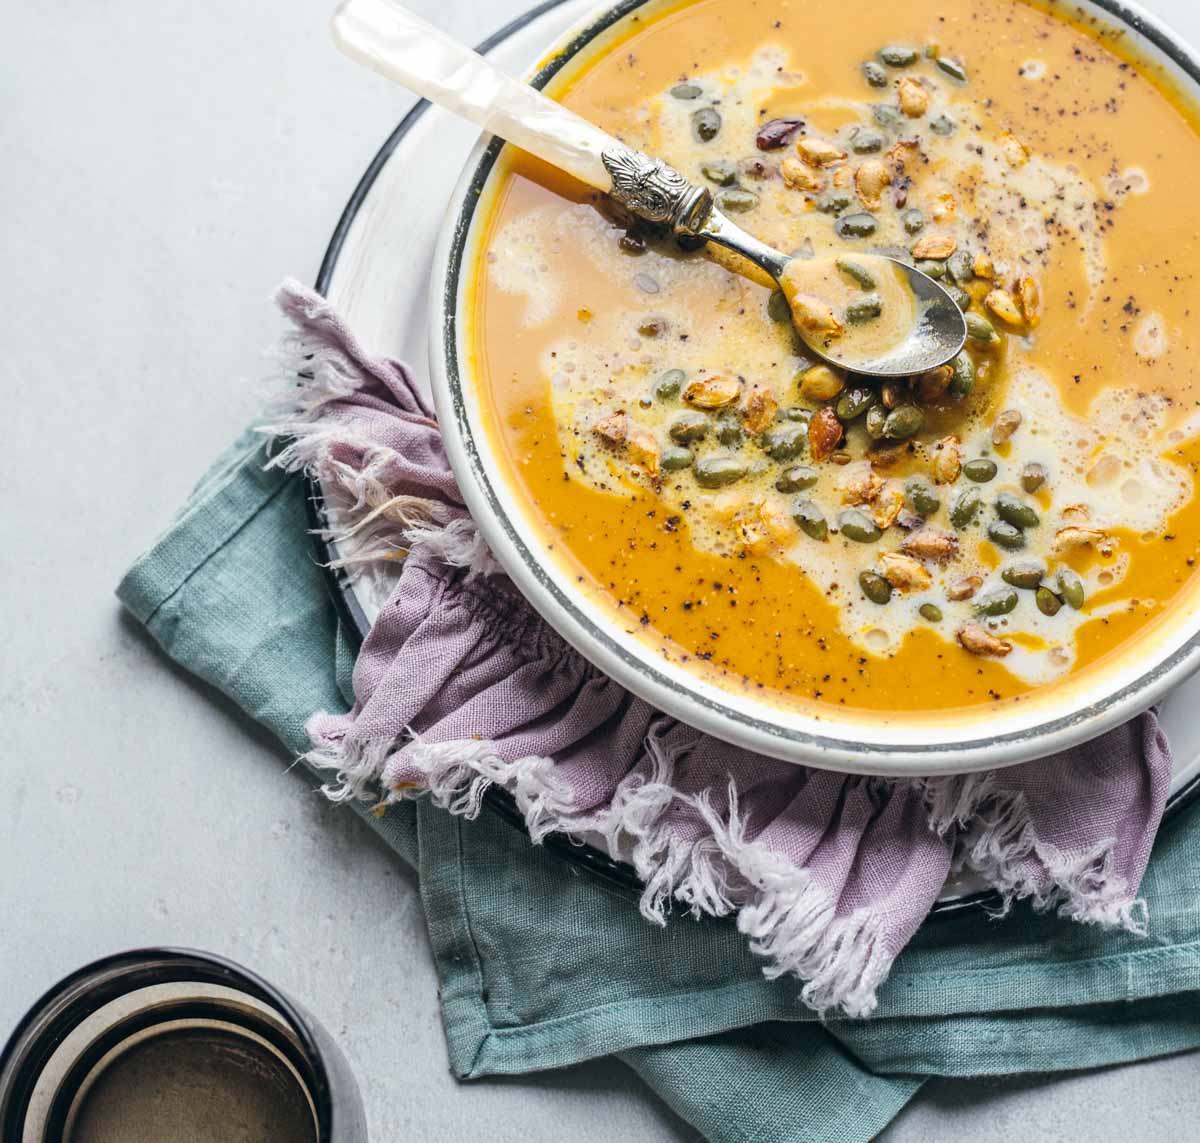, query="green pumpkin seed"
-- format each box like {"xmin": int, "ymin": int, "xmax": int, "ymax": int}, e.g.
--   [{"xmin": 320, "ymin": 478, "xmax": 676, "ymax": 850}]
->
[
  {"xmin": 936, "ymin": 56, "xmax": 968, "ymax": 82},
  {"xmin": 962, "ymin": 458, "xmax": 998, "ymax": 483},
  {"xmin": 836, "ymin": 386, "xmax": 877, "ymax": 421},
  {"xmin": 816, "ymin": 189, "xmax": 856, "ymax": 215},
  {"xmin": 987, "ymin": 520, "xmax": 1026, "ymax": 550},
  {"xmin": 976, "ymin": 586, "xmax": 1019, "ymax": 616},
  {"xmin": 860, "ymin": 570, "xmax": 893, "ymax": 604},
  {"xmin": 693, "ymin": 108, "xmax": 722, "ymax": 143},
  {"xmin": 660, "ymin": 446, "xmax": 694, "ymax": 471},
  {"xmin": 669, "ymin": 411, "xmax": 709, "ymax": 445},
  {"xmin": 944, "ymin": 284, "xmax": 972, "ymax": 311},
  {"xmin": 701, "ymin": 159, "xmax": 738, "ymax": 186},
  {"xmin": 836, "ymin": 258, "xmax": 877, "ymax": 289},
  {"xmin": 865, "ymin": 404, "xmax": 888, "ymax": 440},
  {"xmin": 947, "ymin": 352, "xmax": 975, "ymax": 399},
  {"xmin": 793, "ymin": 499, "xmax": 828, "ymax": 540},
  {"xmin": 835, "ymin": 212, "xmax": 878, "ymax": 239},
  {"xmin": 1020, "ymin": 462, "xmax": 1048, "ymax": 493},
  {"xmin": 995, "ymin": 492, "xmax": 1040, "ymax": 529},
  {"xmin": 1057, "ymin": 568, "xmax": 1086, "ymax": 610},
  {"xmin": 655, "ymin": 368, "xmax": 685, "ymax": 400},
  {"xmin": 929, "ymin": 114, "xmax": 957, "ymax": 136},
  {"xmin": 781, "ymin": 406, "xmax": 813, "ymax": 424},
  {"xmin": 670, "ymin": 82, "xmax": 703, "ymax": 99},
  {"xmin": 851, "ymin": 129, "xmax": 886, "ymax": 154},
  {"xmin": 716, "ymin": 415, "xmax": 745, "ymax": 446},
  {"xmin": 914, "ymin": 259, "xmax": 946, "ymax": 278},
  {"xmin": 776, "ymin": 464, "xmax": 819, "ymax": 492},
  {"xmin": 717, "ymin": 188, "xmax": 758, "ymax": 213},
  {"xmin": 884, "ymin": 405, "xmax": 925, "ymax": 440},
  {"xmin": 906, "ymin": 478, "xmax": 941, "ymax": 516},
  {"xmin": 965, "ymin": 312, "xmax": 999, "ymax": 343},
  {"xmin": 945, "ymin": 250, "xmax": 974, "ymax": 284},
  {"xmin": 878, "ymin": 43, "xmax": 920, "ymax": 67},
  {"xmin": 901, "ymin": 208, "xmax": 926, "ymax": 235},
  {"xmin": 694, "ymin": 455, "xmax": 747, "ymax": 488},
  {"xmin": 1001, "ymin": 562, "xmax": 1045, "ymax": 590},
  {"xmin": 846, "ymin": 296, "xmax": 883, "ymax": 324},
  {"xmin": 861, "ymin": 60, "xmax": 889, "ymax": 87},
  {"xmin": 761, "ymin": 422, "xmax": 808, "ymax": 461},
  {"xmin": 838, "ymin": 509, "xmax": 882, "ymax": 543},
  {"xmin": 768, "ymin": 290, "xmax": 793, "ymax": 324},
  {"xmin": 950, "ymin": 487, "xmax": 982, "ymax": 528},
  {"xmin": 872, "ymin": 103, "xmax": 903, "ymax": 129},
  {"xmin": 1036, "ymin": 586, "xmax": 1063, "ymax": 616},
  {"xmin": 919, "ymin": 602, "xmax": 944, "ymax": 622}
]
